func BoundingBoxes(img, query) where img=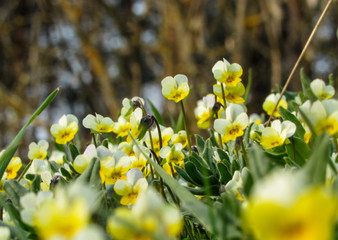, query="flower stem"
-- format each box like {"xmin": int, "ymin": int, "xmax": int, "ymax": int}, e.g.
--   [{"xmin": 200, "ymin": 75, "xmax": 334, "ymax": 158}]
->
[
  {"xmin": 239, "ymin": 136, "xmax": 248, "ymax": 167},
  {"xmin": 17, "ymin": 160, "xmax": 33, "ymax": 182},
  {"xmin": 180, "ymin": 100, "xmax": 192, "ymax": 155}
]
